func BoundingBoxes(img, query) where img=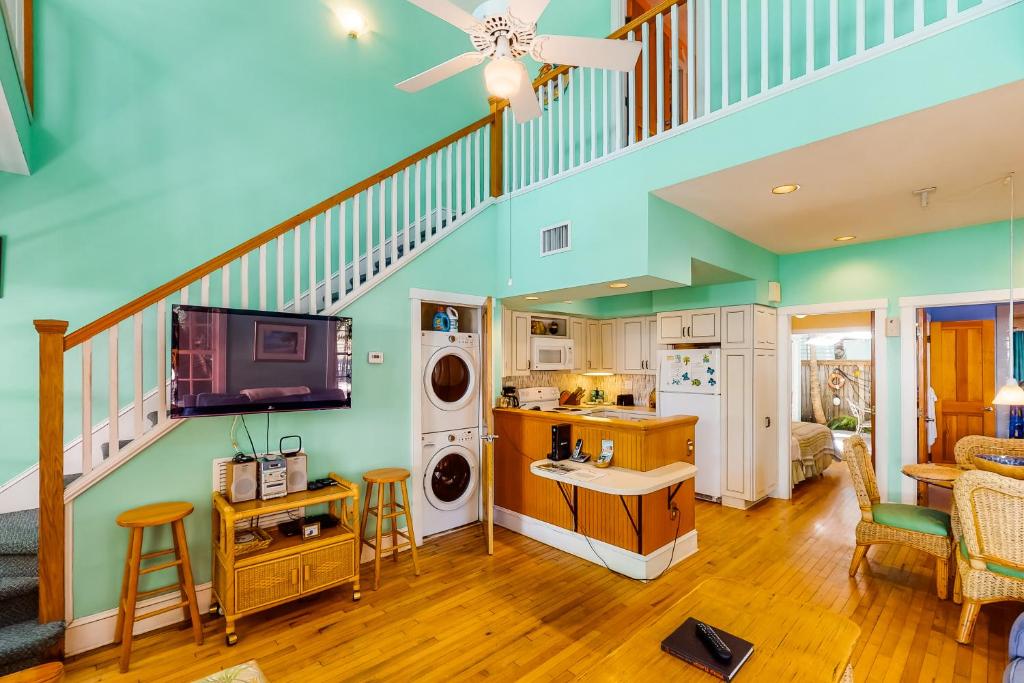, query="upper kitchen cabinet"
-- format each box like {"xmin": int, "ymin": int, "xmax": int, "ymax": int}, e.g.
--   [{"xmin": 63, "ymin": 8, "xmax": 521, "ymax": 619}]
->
[
  {"xmin": 617, "ymin": 317, "xmax": 664, "ymax": 375},
  {"xmin": 568, "ymin": 317, "xmax": 587, "ymax": 372},
  {"xmin": 656, "ymin": 307, "xmax": 720, "ymax": 344},
  {"xmin": 586, "ymin": 320, "xmax": 616, "ymax": 373},
  {"xmin": 502, "ymin": 309, "xmax": 532, "ymax": 376},
  {"xmin": 721, "ymin": 305, "xmax": 777, "ymax": 350}
]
